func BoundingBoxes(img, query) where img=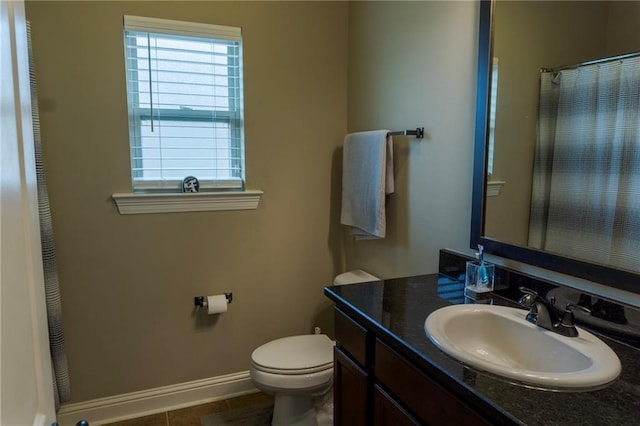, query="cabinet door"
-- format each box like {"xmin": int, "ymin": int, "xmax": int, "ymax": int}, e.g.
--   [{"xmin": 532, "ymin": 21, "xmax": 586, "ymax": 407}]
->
[
  {"xmin": 375, "ymin": 339, "xmax": 489, "ymax": 425},
  {"xmin": 374, "ymin": 386, "xmax": 420, "ymax": 426},
  {"xmin": 334, "ymin": 347, "xmax": 368, "ymax": 426}
]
